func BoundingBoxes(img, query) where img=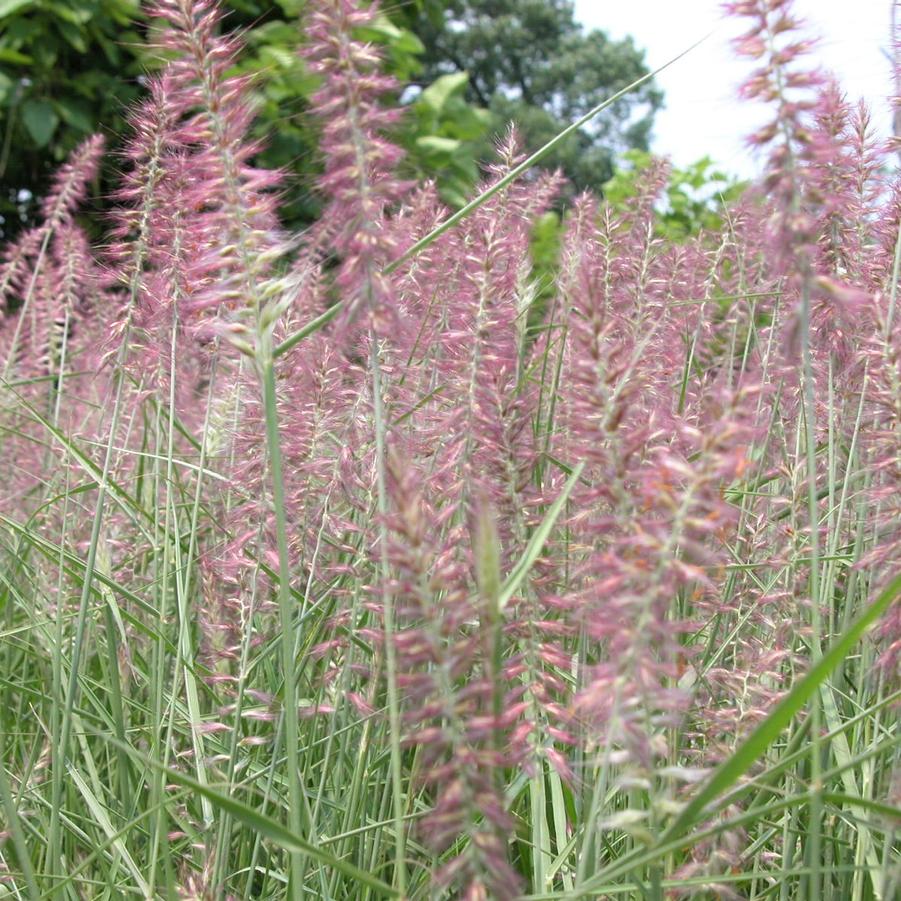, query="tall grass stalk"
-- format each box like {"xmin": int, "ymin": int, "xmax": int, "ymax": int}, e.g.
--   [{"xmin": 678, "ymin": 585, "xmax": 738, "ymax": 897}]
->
[{"xmin": 1, "ymin": 0, "xmax": 899, "ymax": 898}]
